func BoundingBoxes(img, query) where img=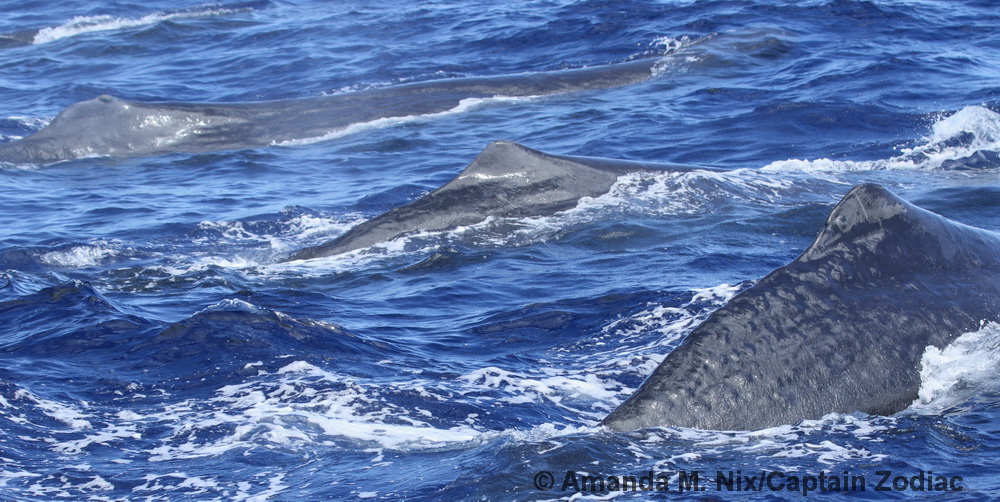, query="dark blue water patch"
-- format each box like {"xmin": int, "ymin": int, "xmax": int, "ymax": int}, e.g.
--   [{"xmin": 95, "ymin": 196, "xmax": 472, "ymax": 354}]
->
[
  {"xmin": 393, "ymin": 246, "xmax": 494, "ymax": 274},
  {"xmin": 702, "ymin": 200, "xmax": 841, "ymax": 275},
  {"xmin": 751, "ymin": 102, "xmax": 910, "ymax": 137},
  {"xmin": 721, "ymin": 102, "xmax": 923, "ymax": 163},
  {"xmin": 727, "ymin": 34, "xmax": 797, "ymax": 62},
  {"xmin": 0, "ymin": 247, "xmax": 48, "ymax": 271},
  {"xmin": 436, "ymin": 1, "xmax": 669, "ymax": 70},
  {"xmin": 0, "ymin": 272, "xmax": 11, "ymax": 301},
  {"xmin": 100, "ymin": 265, "xmax": 256, "ymax": 302},
  {"xmin": 0, "ymin": 280, "xmax": 147, "ymax": 352},
  {"xmin": 911, "ymin": 186, "xmax": 1000, "ymax": 230},
  {"xmin": 466, "ymin": 290, "xmax": 665, "ymax": 356},
  {"xmin": 820, "ymin": 0, "xmax": 915, "ymax": 26},
  {"xmin": 674, "ymin": 206, "xmax": 820, "ymax": 283},
  {"xmin": 0, "ymin": 279, "xmax": 395, "ymax": 385},
  {"xmin": 0, "ymin": 270, "xmax": 64, "ymax": 302},
  {"xmin": 0, "ymin": 116, "xmax": 43, "ymax": 138},
  {"xmin": 119, "ymin": 301, "xmax": 391, "ymax": 384},
  {"xmin": 559, "ymin": 222, "xmax": 673, "ymax": 253}
]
